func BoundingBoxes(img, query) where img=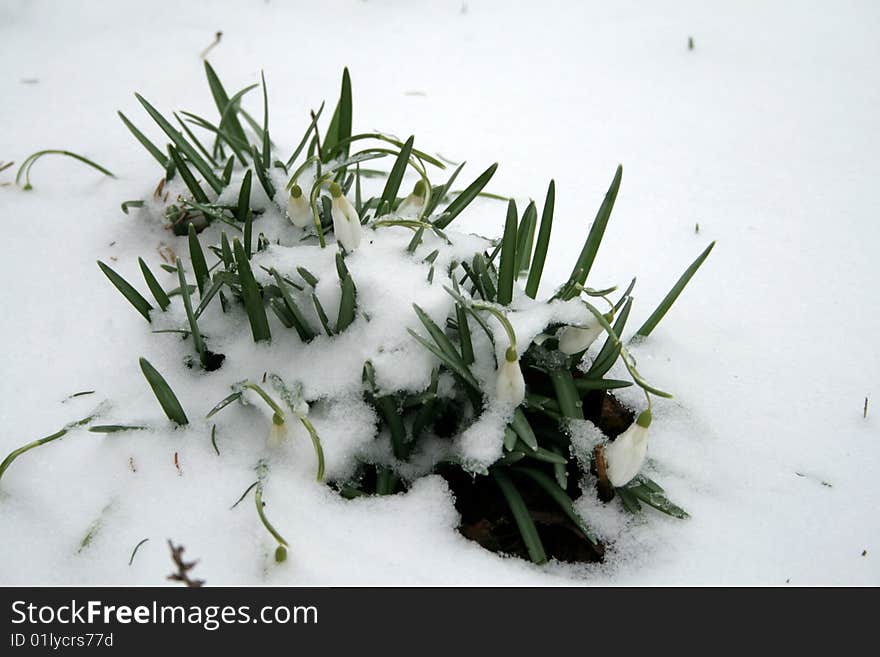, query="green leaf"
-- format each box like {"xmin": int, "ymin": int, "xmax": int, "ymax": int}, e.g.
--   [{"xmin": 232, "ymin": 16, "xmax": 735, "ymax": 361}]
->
[
  {"xmin": 297, "ymin": 267, "xmax": 319, "ymax": 288},
  {"xmin": 260, "ymin": 71, "xmax": 270, "ymax": 170},
  {"xmin": 455, "ymin": 304, "xmax": 474, "ymax": 365},
  {"xmin": 379, "ymin": 135, "xmax": 414, "ymax": 212},
  {"xmin": 139, "ymin": 357, "xmax": 188, "ymax": 425},
  {"xmin": 135, "ymin": 93, "xmax": 223, "ymax": 193},
  {"xmin": 336, "ymin": 273, "xmax": 357, "ymax": 333},
  {"xmin": 180, "ymin": 110, "xmax": 249, "ymax": 164},
  {"xmin": 424, "ymin": 162, "xmax": 465, "ymax": 218},
  {"xmin": 627, "ymin": 483, "xmax": 689, "ymax": 519},
  {"xmin": 166, "ymin": 145, "xmax": 209, "ymax": 204},
  {"xmin": 193, "ymin": 274, "xmax": 227, "ymax": 319},
  {"xmin": 0, "ymin": 413, "xmax": 96, "ymax": 483},
  {"xmin": 519, "ymin": 443, "xmax": 568, "ymax": 465},
  {"xmin": 526, "ymin": 180, "xmax": 556, "ymax": 299},
  {"xmin": 138, "ymin": 257, "xmax": 170, "ymax": 311},
  {"xmin": 203, "ymin": 60, "xmax": 249, "ymax": 149},
  {"xmin": 312, "ymin": 294, "xmax": 333, "ymax": 336},
  {"xmin": 497, "ymin": 199, "xmax": 518, "ymax": 305},
  {"xmin": 270, "ymin": 269, "xmax": 315, "ymax": 341},
  {"xmin": 434, "ymin": 163, "xmax": 498, "ymax": 228},
  {"xmin": 561, "ymin": 165, "xmax": 622, "ymax": 299},
  {"xmin": 175, "ymin": 112, "xmax": 218, "ymax": 168},
  {"xmin": 233, "ymin": 238, "xmax": 271, "ymax": 342},
  {"xmin": 616, "ymin": 486, "xmax": 642, "ymax": 513},
  {"xmin": 118, "ymin": 111, "xmax": 168, "ymax": 167},
  {"xmin": 239, "ymin": 170, "xmax": 254, "ymax": 258},
  {"xmin": 98, "ymin": 261, "xmax": 152, "ymax": 322},
  {"xmin": 251, "ymin": 144, "xmax": 275, "ymax": 199},
  {"xmin": 411, "ymin": 304, "xmax": 475, "ymax": 380},
  {"xmin": 549, "ymin": 368, "xmax": 583, "ymax": 419},
  {"xmin": 572, "ymin": 378, "xmax": 633, "ymax": 392},
  {"xmin": 515, "ymin": 467, "xmax": 597, "ymax": 544},
  {"xmin": 492, "ymin": 469, "xmax": 547, "ymax": 564},
  {"xmin": 503, "ymin": 426, "xmax": 519, "ymax": 451},
  {"xmin": 176, "ymin": 258, "xmax": 204, "ymax": 358},
  {"xmin": 88, "ymin": 425, "xmax": 147, "ymax": 433},
  {"xmin": 323, "ymin": 68, "xmax": 352, "ymax": 161},
  {"xmin": 237, "ymin": 169, "xmax": 252, "ymax": 224},
  {"xmin": 121, "ymin": 200, "xmax": 144, "ymax": 215},
  {"xmin": 286, "ymin": 101, "xmax": 324, "ymax": 168},
  {"xmin": 635, "ymin": 241, "xmax": 716, "ymax": 338},
  {"xmin": 407, "ymin": 329, "xmax": 480, "ymax": 392},
  {"xmin": 16, "ymin": 150, "xmax": 115, "ymax": 191},
  {"xmin": 471, "ymin": 254, "xmax": 497, "ymax": 301},
  {"xmin": 220, "ymin": 232, "xmax": 234, "ymax": 269},
  {"xmin": 515, "ymin": 200, "xmax": 537, "ymax": 277},
  {"xmin": 187, "ymin": 225, "xmax": 209, "ymax": 296},
  {"xmin": 510, "ymin": 408, "xmax": 538, "ymax": 450},
  {"xmin": 222, "ymin": 156, "xmax": 235, "ymax": 185},
  {"xmin": 206, "ymin": 391, "xmax": 243, "ymax": 419}
]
